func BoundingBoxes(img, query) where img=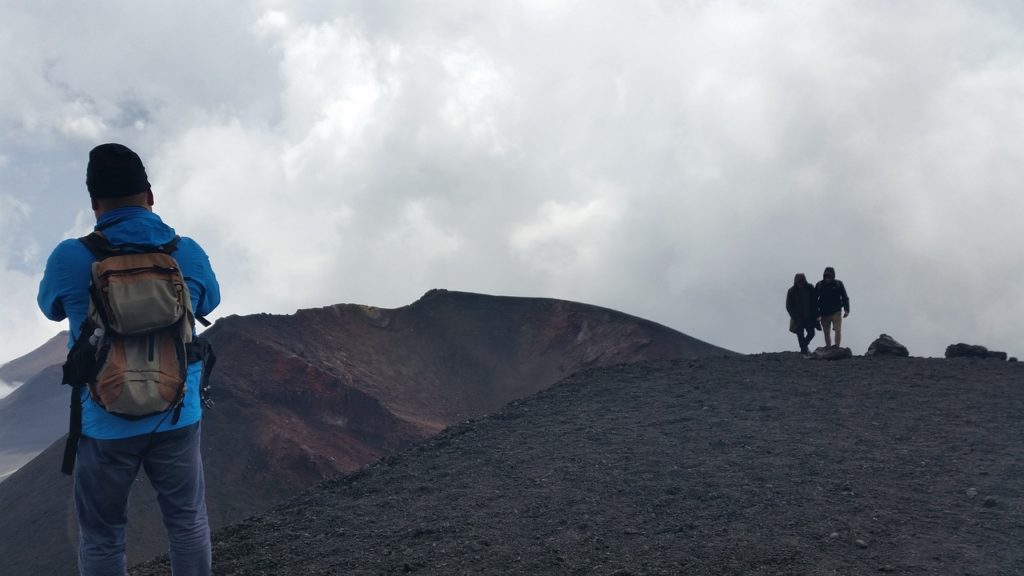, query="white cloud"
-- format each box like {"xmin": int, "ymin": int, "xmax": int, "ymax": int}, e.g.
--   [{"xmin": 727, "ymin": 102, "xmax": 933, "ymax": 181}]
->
[
  {"xmin": 63, "ymin": 209, "xmax": 96, "ymax": 240},
  {"xmin": 440, "ymin": 44, "xmax": 513, "ymax": 155},
  {"xmin": 3, "ymin": 0, "xmax": 1024, "ymax": 361},
  {"xmin": 386, "ymin": 200, "xmax": 462, "ymax": 260},
  {"xmin": 510, "ymin": 195, "xmax": 620, "ymax": 275},
  {"xmin": 0, "ymin": 196, "xmax": 62, "ymax": 365},
  {"xmin": 59, "ymin": 100, "xmax": 108, "ymax": 140},
  {"xmin": 0, "ymin": 196, "xmax": 30, "ymax": 228},
  {"xmin": 254, "ymin": 9, "xmax": 290, "ymax": 35}
]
